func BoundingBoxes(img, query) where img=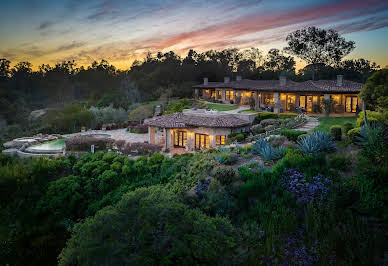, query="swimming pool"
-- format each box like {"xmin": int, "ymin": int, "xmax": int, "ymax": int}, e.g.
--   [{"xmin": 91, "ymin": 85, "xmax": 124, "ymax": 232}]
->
[{"xmin": 25, "ymin": 139, "xmax": 65, "ymax": 153}]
